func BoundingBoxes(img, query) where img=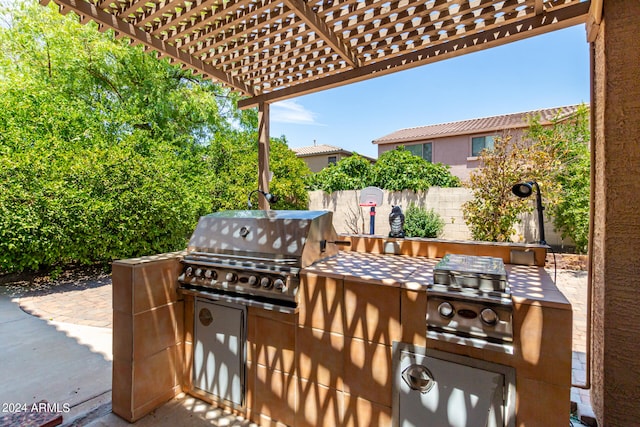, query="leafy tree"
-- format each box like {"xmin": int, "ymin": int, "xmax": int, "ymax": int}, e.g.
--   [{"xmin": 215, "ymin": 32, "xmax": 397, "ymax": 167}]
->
[
  {"xmin": 204, "ymin": 132, "xmax": 310, "ymax": 210},
  {"xmin": 269, "ymin": 136, "xmax": 312, "ymax": 209},
  {"xmin": 462, "ymin": 135, "xmax": 540, "ymax": 242},
  {"xmin": 372, "ymin": 147, "xmax": 460, "ymax": 191},
  {"xmin": 526, "ymin": 105, "xmax": 590, "ymax": 253},
  {"xmin": 306, "ymin": 147, "xmax": 459, "ymax": 193},
  {"xmin": 463, "ymin": 105, "xmax": 589, "ymax": 249},
  {"xmin": 0, "ymin": 0, "xmax": 309, "ymax": 273},
  {"xmin": 404, "ymin": 204, "xmax": 445, "ymax": 238}
]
